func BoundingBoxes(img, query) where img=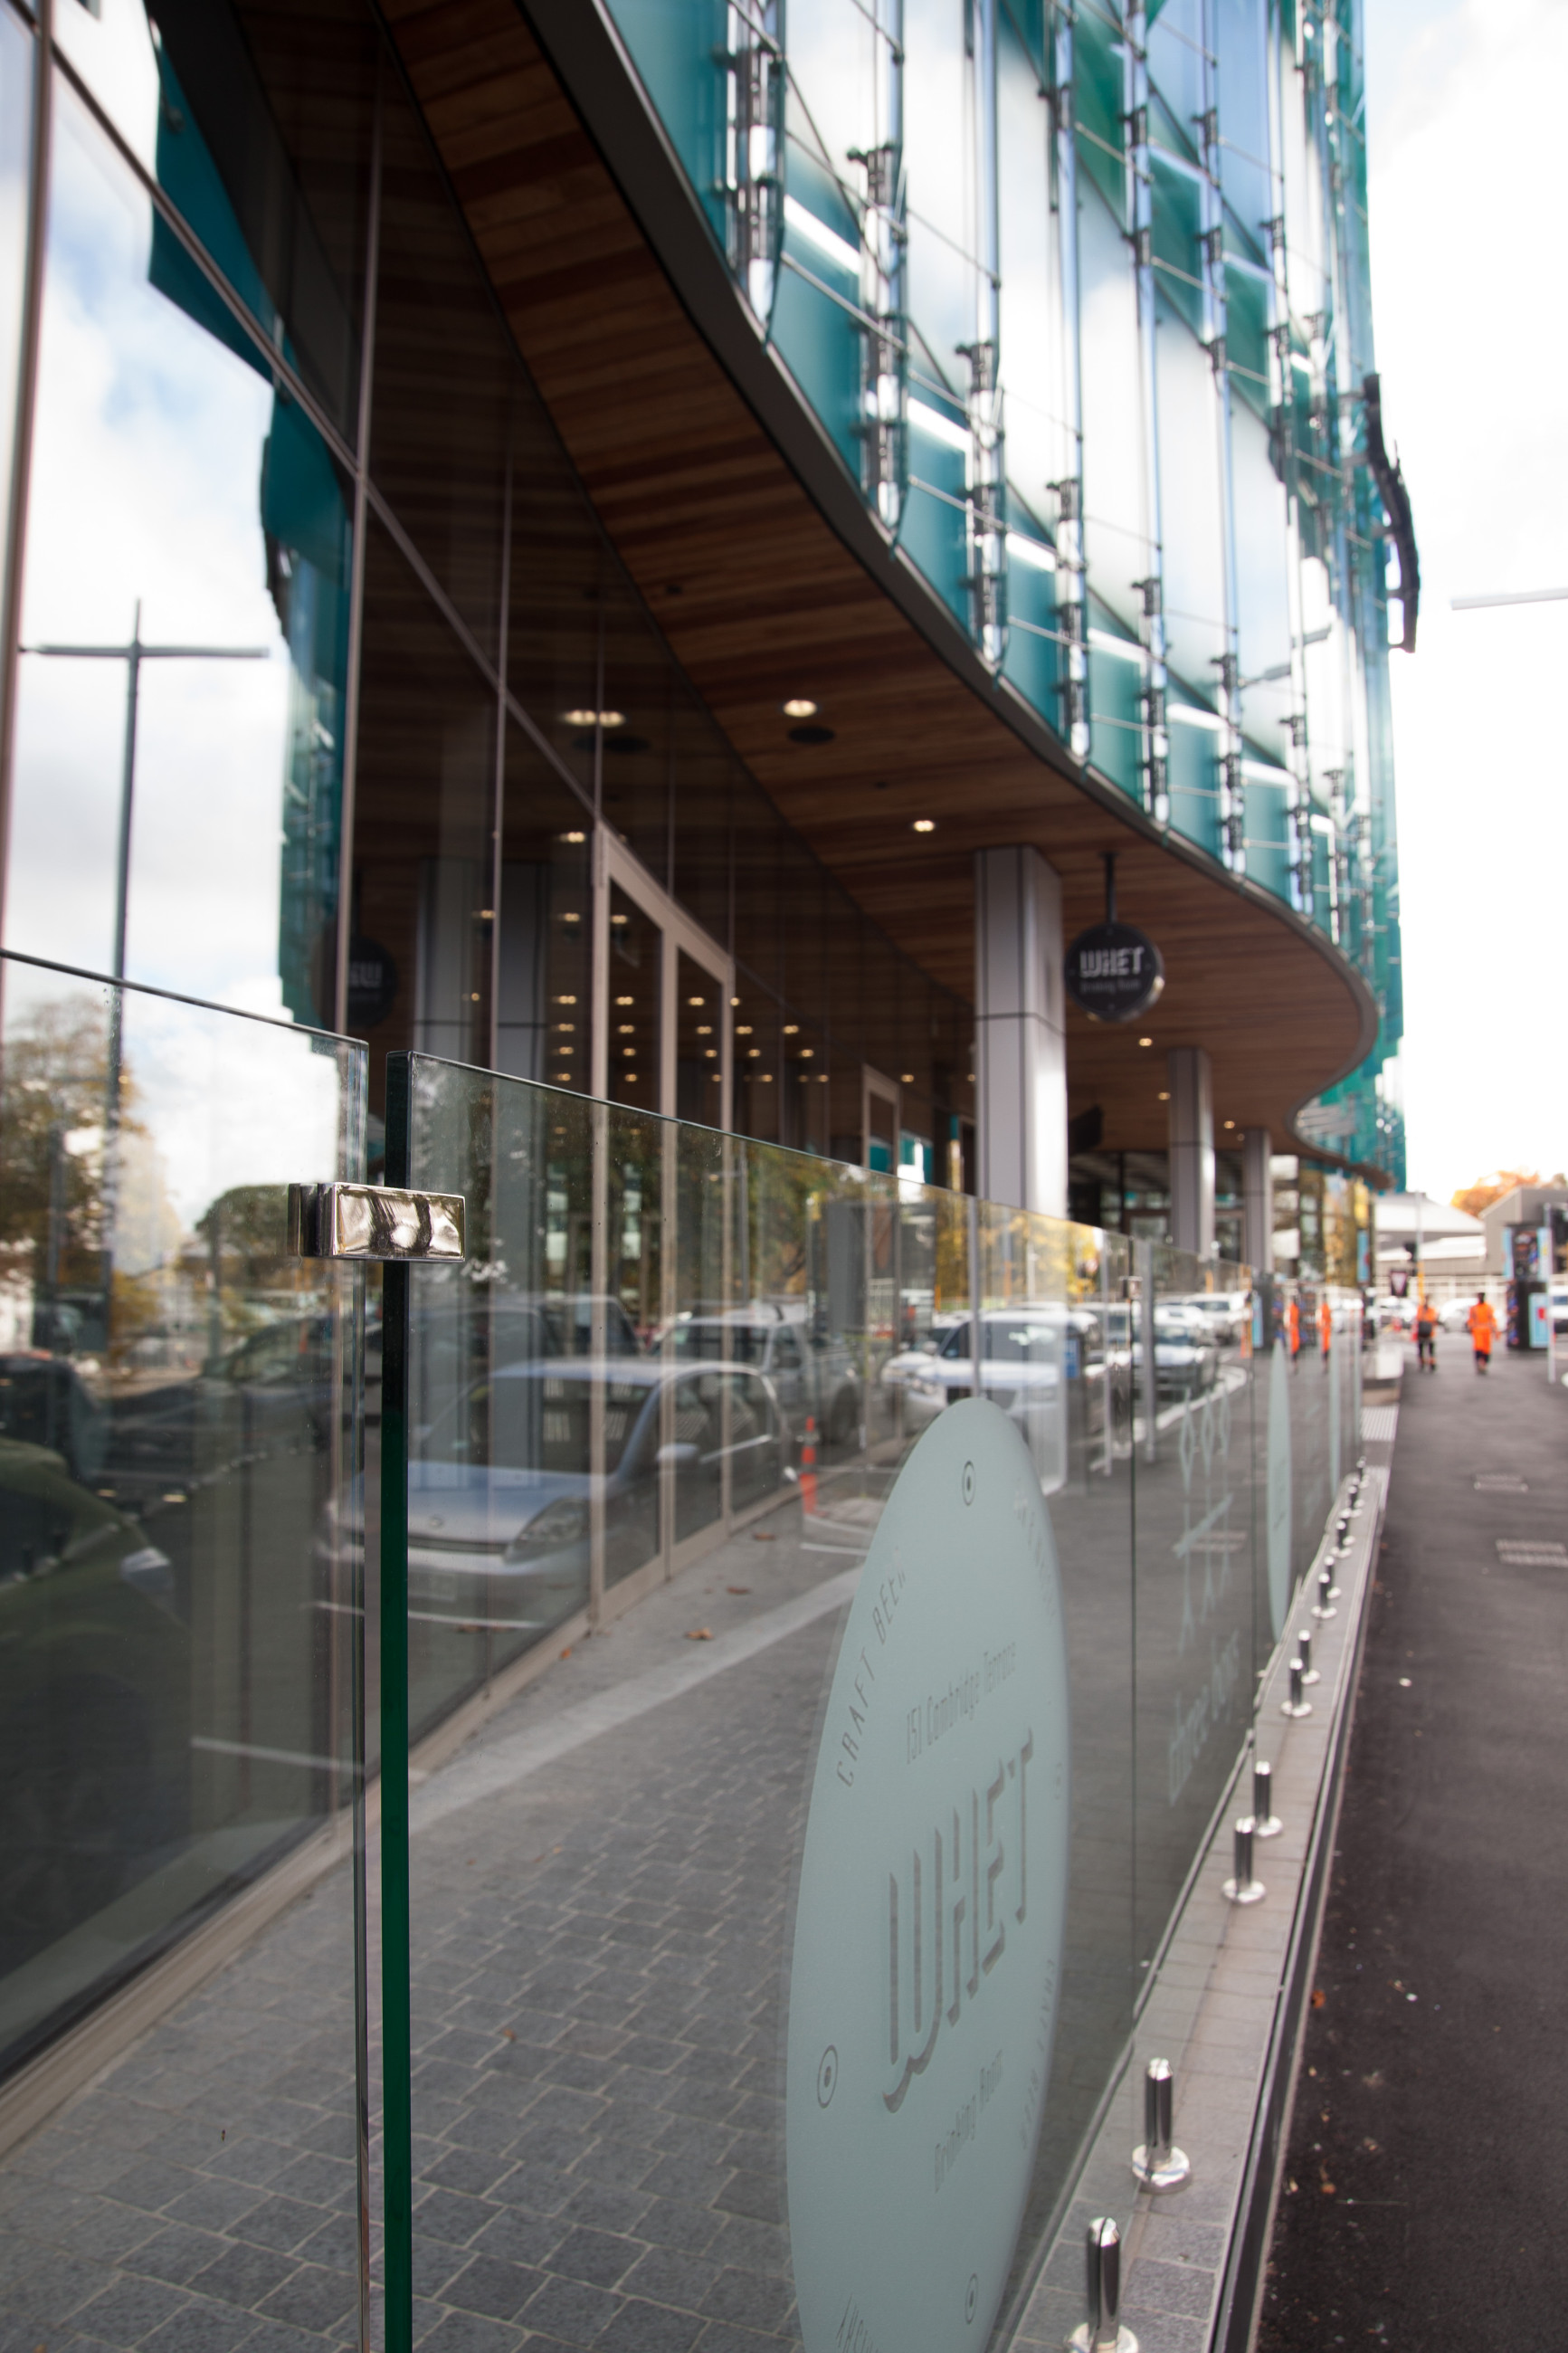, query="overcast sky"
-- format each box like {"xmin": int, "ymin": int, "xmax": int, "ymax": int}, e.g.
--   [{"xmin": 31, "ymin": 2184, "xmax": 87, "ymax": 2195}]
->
[{"xmin": 1363, "ymin": 0, "xmax": 1568, "ymax": 1200}]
